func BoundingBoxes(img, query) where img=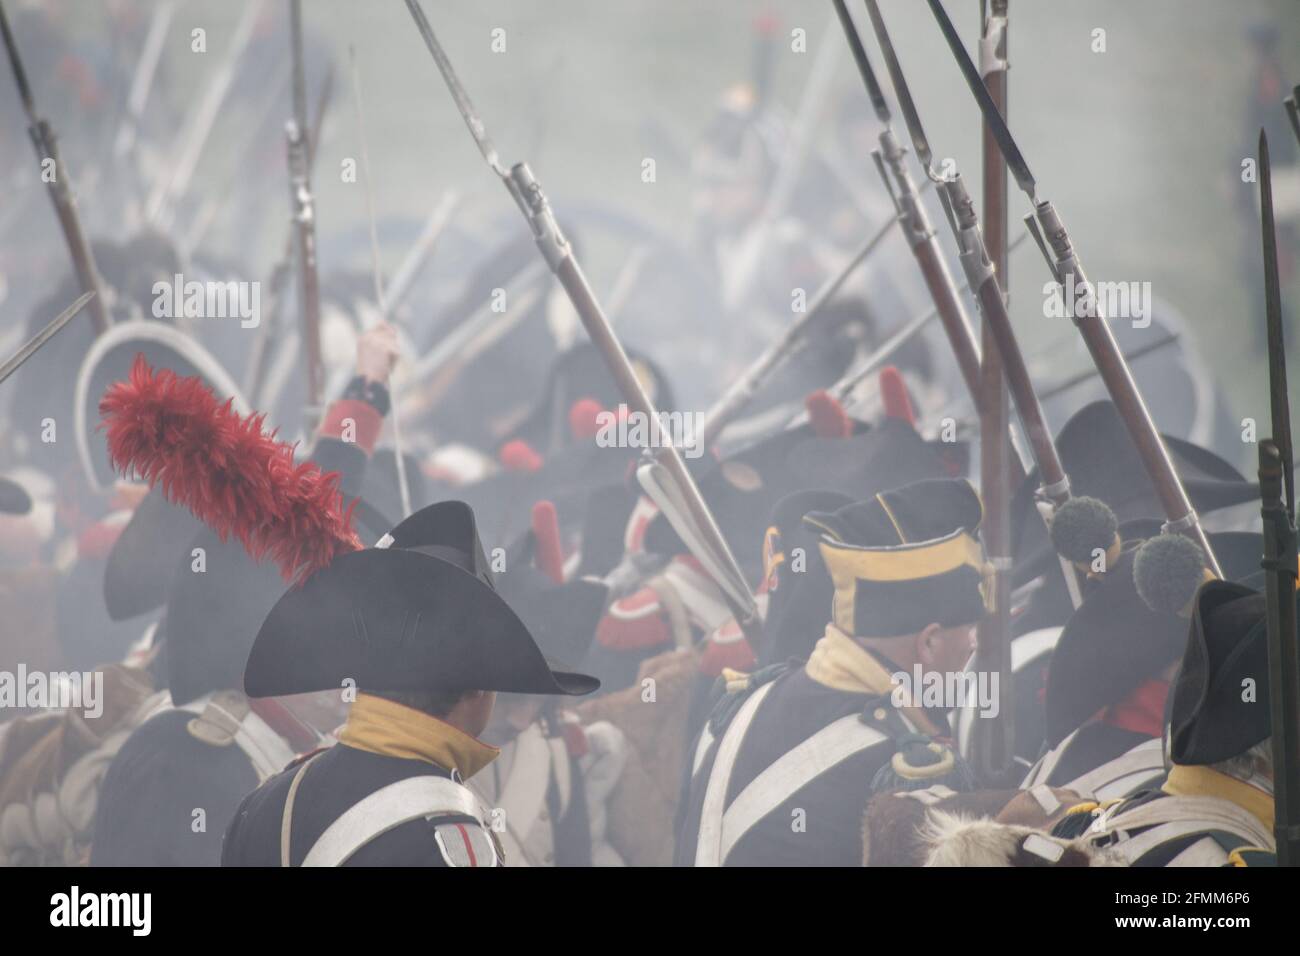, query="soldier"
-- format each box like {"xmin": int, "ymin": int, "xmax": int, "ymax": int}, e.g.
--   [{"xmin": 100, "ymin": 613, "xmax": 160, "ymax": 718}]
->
[
  {"xmin": 221, "ymin": 500, "xmax": 601, "ymax": 867},
  {"xmin": 1047, "ymin": 579, "xmax": 1282, "ymax": 865},
  {"xmin": 675, "ymin": 478, "xmax": 984, "ymax": 867},
  {"xmin": 473, "ymin": 551, "xmax": 626, "ymax": 867}
]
